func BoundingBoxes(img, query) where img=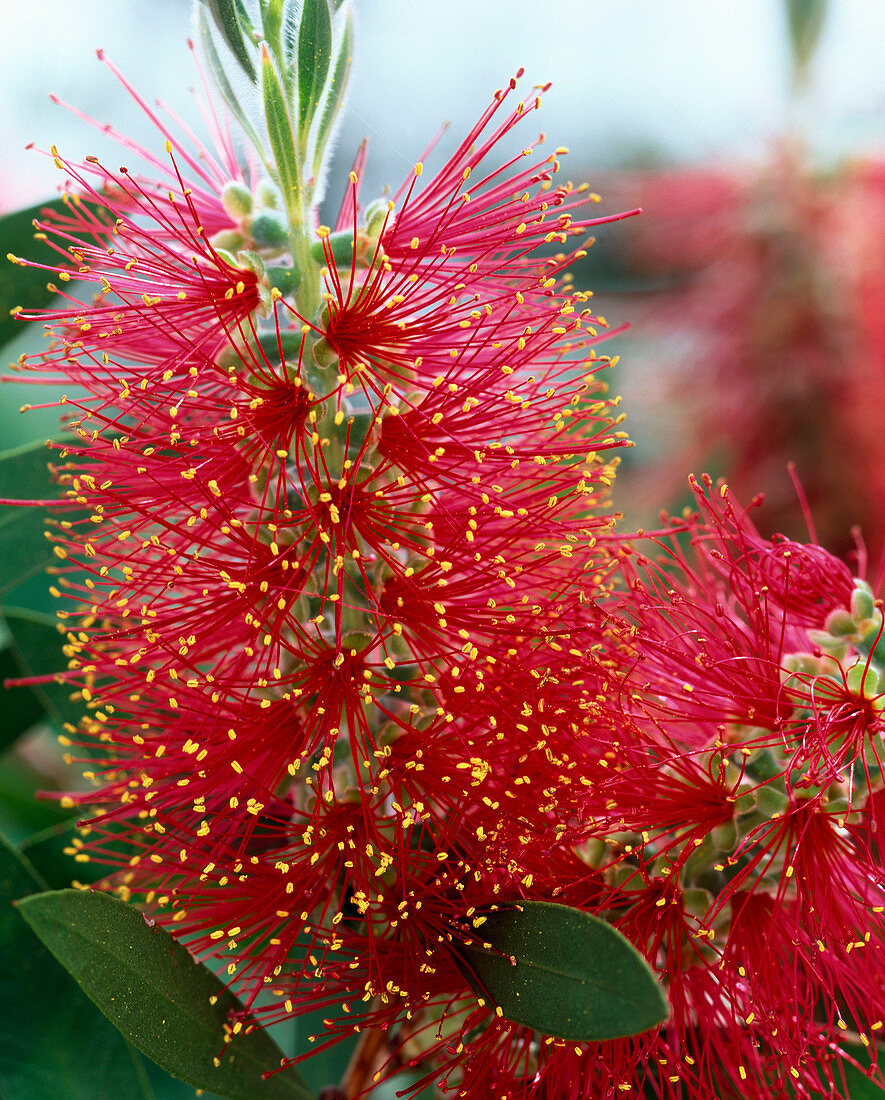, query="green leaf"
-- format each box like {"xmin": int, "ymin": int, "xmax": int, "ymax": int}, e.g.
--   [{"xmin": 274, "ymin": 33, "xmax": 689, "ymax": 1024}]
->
[
  {"xmin": 259, "ymin": 0, "xmax": 286, "ymax": 78},
  {"xmin": 263, "ymin": 50, "xmax": 302, "ymax": 220},
  {"xmin": 0, "ymin": 641, "xmax": 45, "ymax": 749},
  {"xmin": 18, "ymin": 820, "xmax": 107, "ymax": 888},
  {"xmin": 310, "ymin": 8, "xmax": 353, "ymax": 182},
  {"xmin": 198, "ymin": 9, "xmax": 268, "ymax": 163},
  {"xmin": 840, "ymin": 1044, "xmax": 885, "ymax": 1098},
  {"xmin": 201, "ymin": 0, "xmax": 257, "ymax": 83},
  {"xmin": 297, "ymin": 0, "xmax": 333, "ymax": 138},
  {"xmin": 460, "ymin": 901, "xmax": 669, "ymax": 1041},
  {"xmin": 786, "ymin": 0, "xmax": 827, "ymax": 83},
  {"xmin": 17, "ymin": 889, "xmax": 316, "ymax": 1100},
  {"xmin": 2, "ymin": 607, "xmax": 83, "ymax": 732},
  {"xmin": 0, "ymin": 200, "xmax": 68, "ymax": 352},
  {"xmin": 0, "ymin": 834, "xmax": 150, "ymax": 1099},
  {"xmin": 0, "ymin": 438, "xmax": 56, "ymax": 599}
]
